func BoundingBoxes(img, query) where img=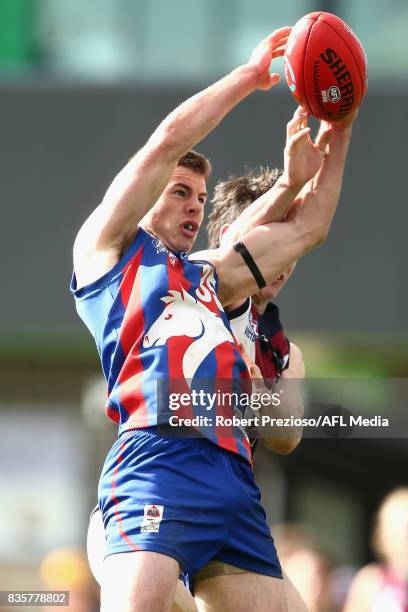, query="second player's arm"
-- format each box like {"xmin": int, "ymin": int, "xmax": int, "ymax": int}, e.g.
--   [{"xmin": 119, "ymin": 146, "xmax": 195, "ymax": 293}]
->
[
  {"xmin": 263, "ymin": 342, "xmax": 305, "ymax": 454},
  {"xmin": 197, "ymin": 117, "xmax": 354, "ymax": 306},
  {"xmin": 221, "ymin": 107, "xmax": 333, "ymax": 246},
  {"xmin": 293, "ymin": 117, "xmax": 354, "ymax": 241},
  {"xmin": 242, "ymin": 342, "xmax": 305, "ymax": 454}
]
